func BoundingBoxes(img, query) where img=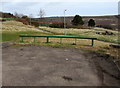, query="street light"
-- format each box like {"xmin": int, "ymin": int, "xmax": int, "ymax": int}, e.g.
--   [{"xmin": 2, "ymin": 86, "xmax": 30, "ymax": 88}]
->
[
  {"xmin": 64, "ymin": 9, "xmax": 67, "ymax": 35},
  {"xmin": 29, "ymin": 14, "xmax": 33, "ymax": 25}
]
